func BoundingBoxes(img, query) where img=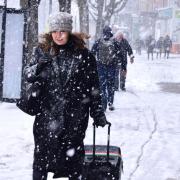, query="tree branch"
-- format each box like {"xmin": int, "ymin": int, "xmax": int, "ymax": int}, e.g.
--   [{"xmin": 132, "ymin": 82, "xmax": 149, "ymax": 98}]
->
[
  {"xmin": 115, "ymin": 0, "xmax": 123, "ymax": 7},
  {"xmin": 115, "ymin": 0, "xmax": 128, "ymax": 12},
  {"xmin": 105, "ymin": 0, "xmax": 112, "ymax": 12},
  {"xmin": 105, "ymin": 0, "xmax": 115, "ymax": 19},
  {"xmin": 89, "ymin": 10, "xmax": 97, "ymax": 21},
  {"xmin": 88, "ymin": 0, "xmax": 97, "ymax": 9}
]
